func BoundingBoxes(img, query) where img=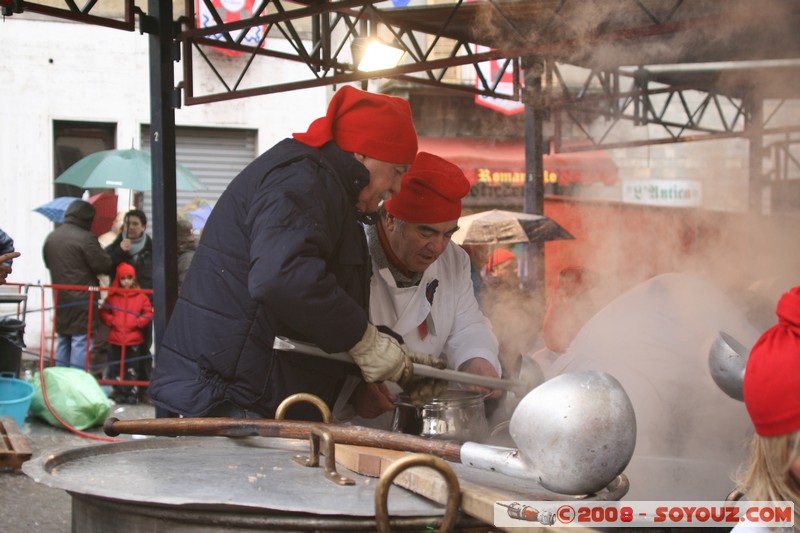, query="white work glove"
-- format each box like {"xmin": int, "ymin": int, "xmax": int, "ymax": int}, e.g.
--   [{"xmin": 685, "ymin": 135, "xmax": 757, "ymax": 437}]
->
[{"xmin": 348, "ymin": 323, "xmax": 447, "ymax": 405}]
